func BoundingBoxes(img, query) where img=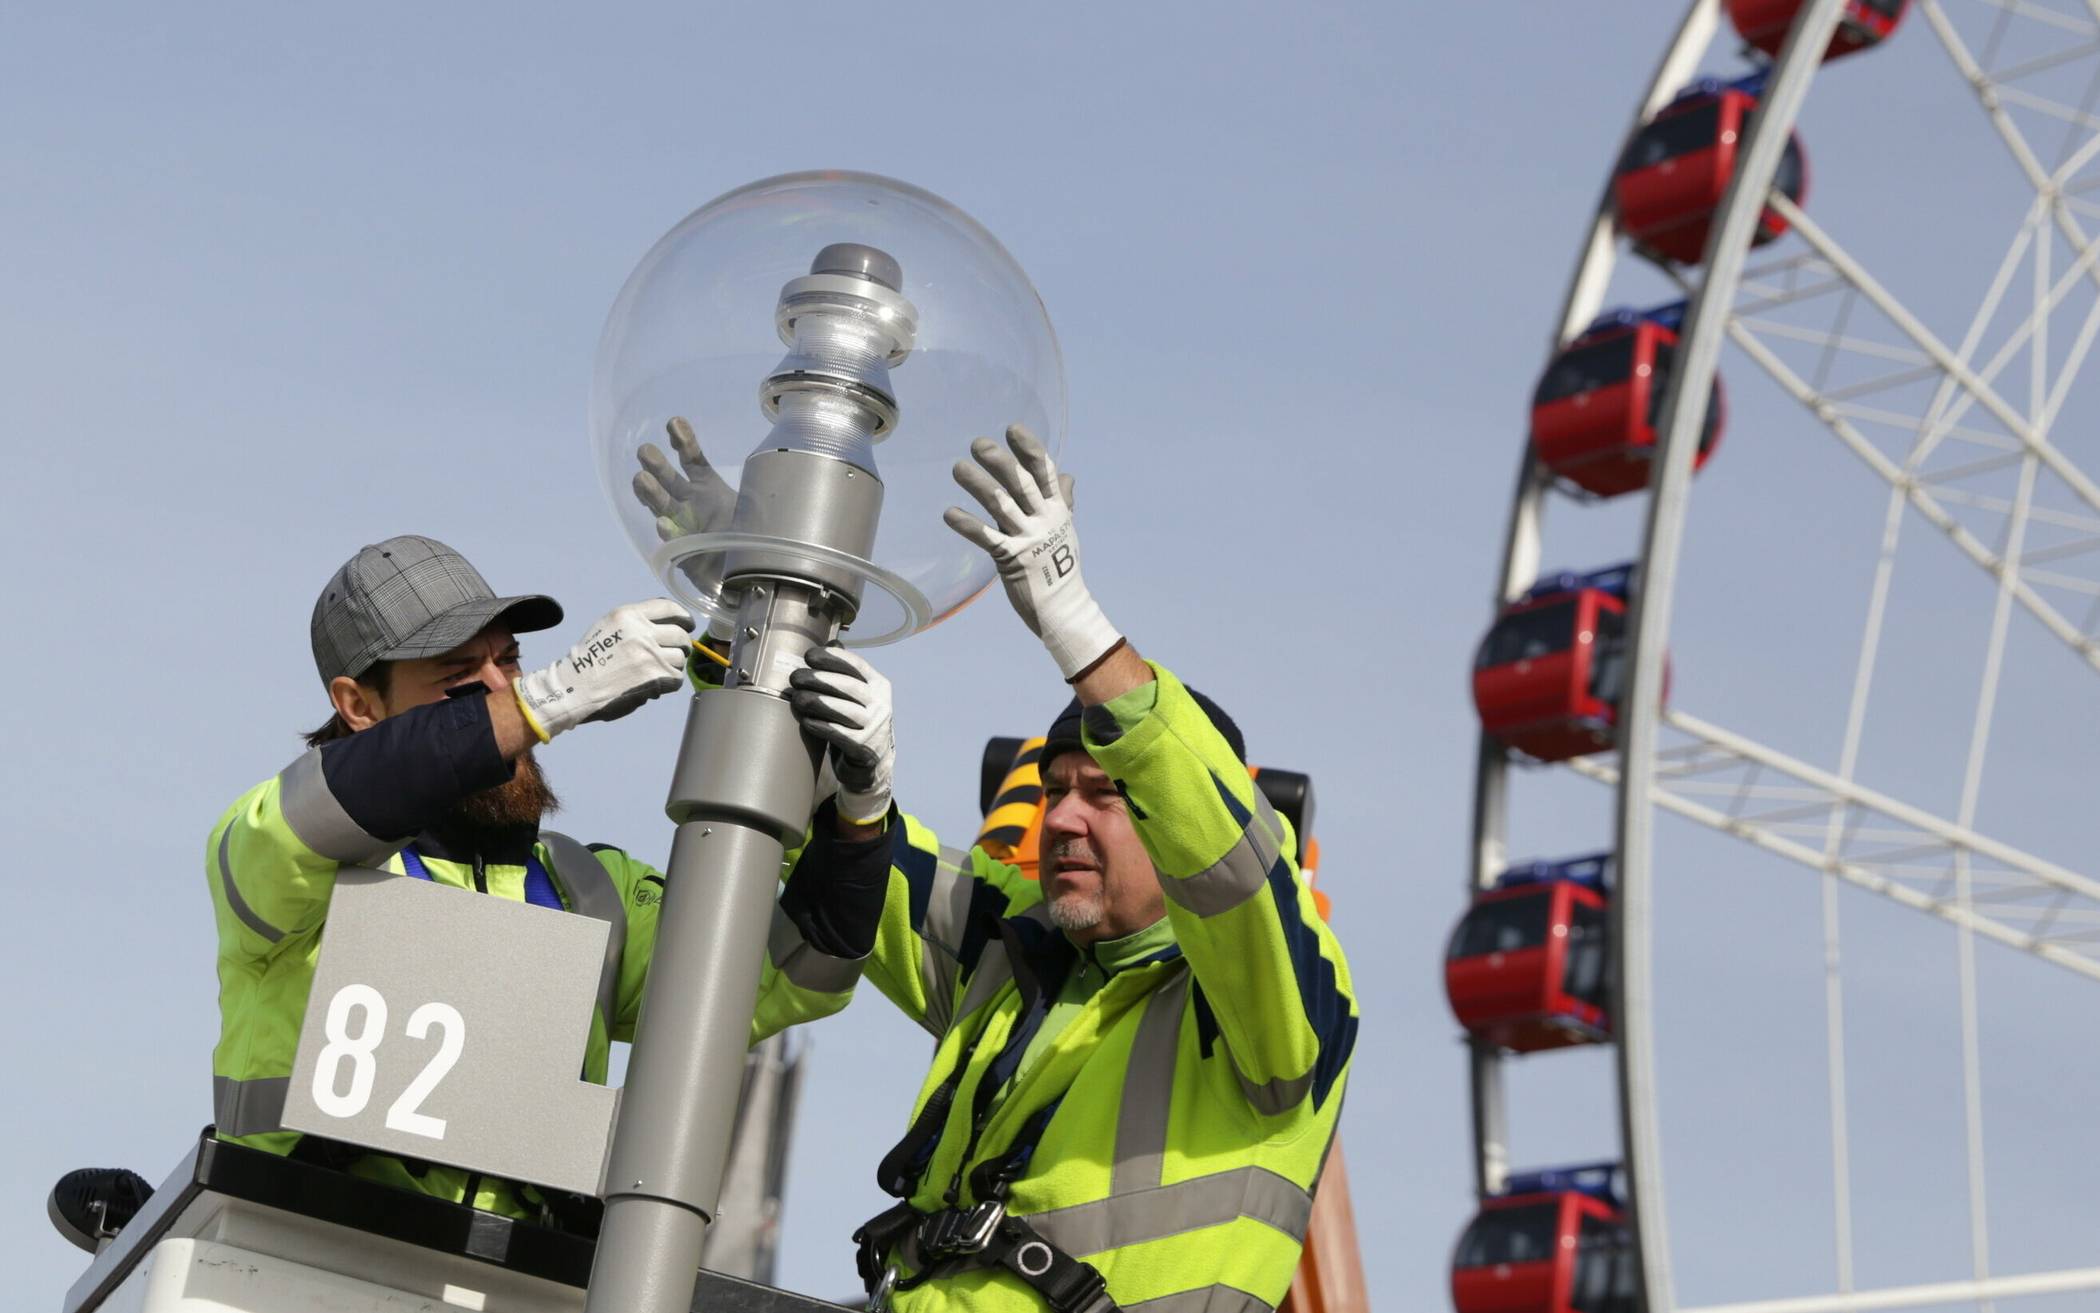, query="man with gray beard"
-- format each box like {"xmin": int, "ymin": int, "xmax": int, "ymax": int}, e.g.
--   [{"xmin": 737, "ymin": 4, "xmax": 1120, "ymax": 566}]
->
[{"xmin": 773, "ymin": 431, "xmax": 1357, "ymax": 1313}]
